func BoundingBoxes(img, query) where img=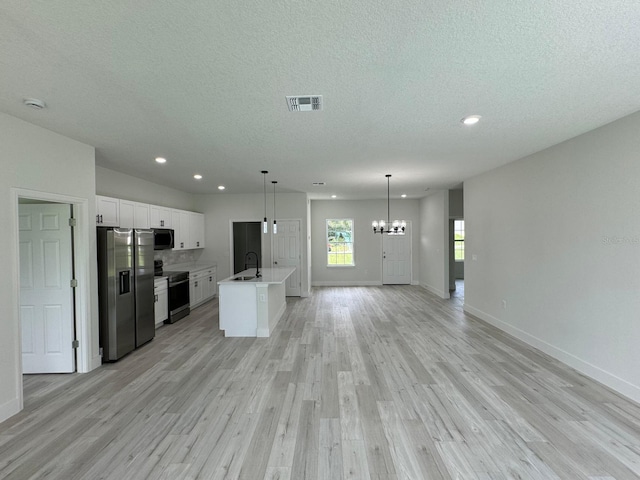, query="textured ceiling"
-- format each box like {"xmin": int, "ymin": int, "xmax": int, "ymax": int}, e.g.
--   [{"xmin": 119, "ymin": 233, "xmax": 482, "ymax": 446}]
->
[{"xmin": 1, "ymin": 1, "xmax": 639, "ymax": 199}]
